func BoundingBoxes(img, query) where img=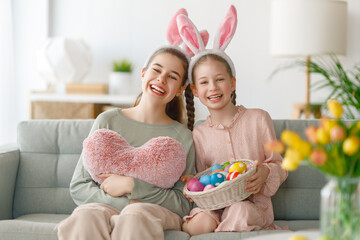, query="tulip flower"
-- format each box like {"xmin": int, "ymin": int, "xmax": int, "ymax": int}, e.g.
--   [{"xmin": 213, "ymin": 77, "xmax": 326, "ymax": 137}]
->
[
  {"xmin": 343, "ymin": 136, "xmax": 360, "ymax": 156},
  {"xmin": 327, "ymin": 99, "xmax": 343, "ymax": 118},
  {"xmin": 281, "ymin": 130, "xmax": 302, "ymax": 148},
  {"xmin": 330, "ymin": 126, "xmax": 346, "ymax": 142},
  {"xmin": 316, "ymin": 128, "xmax": 331, "ymax": 145},
  {"xmin": 305, "ymin": 126, "xmax": 318, "ymax": 144},
  {"xmin": 285, "ymin": 148, "xmax": 303, "ymax": 163},
  {"xmin": 281, "ymin": 157, "xmax": 299, "ymax": 171},
  {"xmin": 320, "ymin": 117, "xmax": 338, "ymax": 133},
  {"xmin": 309, "ymin": 149, "xmax": 327, "ymax": 166},
  {"xmin": 265, "ymin": 140, "xmax": 285, "ymax": 154}
]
